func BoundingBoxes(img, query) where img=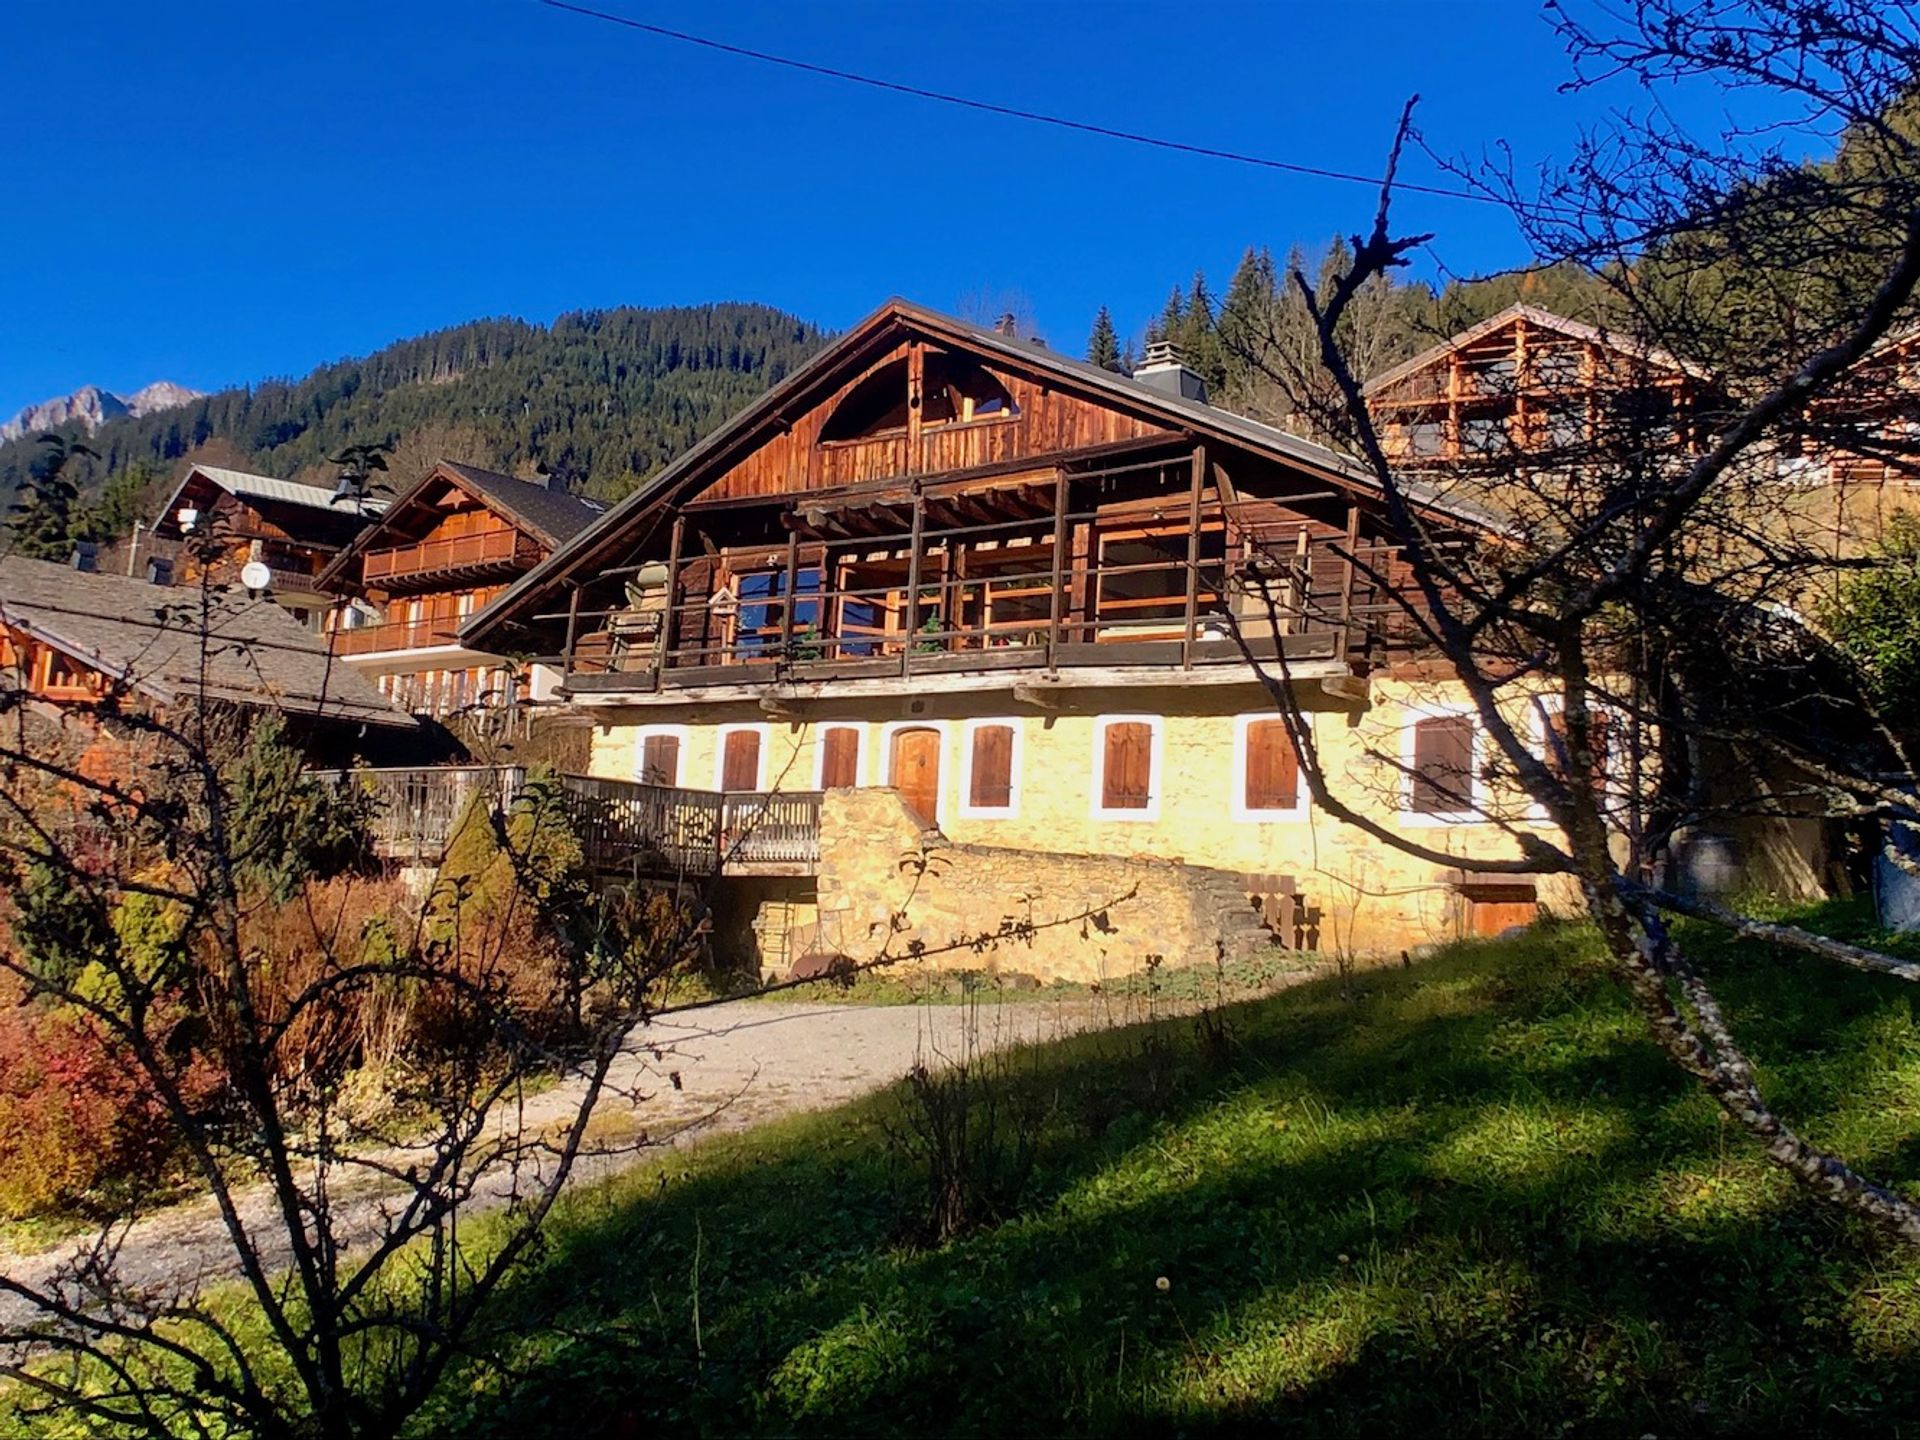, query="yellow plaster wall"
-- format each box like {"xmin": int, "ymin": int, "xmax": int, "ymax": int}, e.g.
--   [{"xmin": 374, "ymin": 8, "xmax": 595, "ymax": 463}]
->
[{"xmin": 584, "ymin": 674, "xmax": 1589, "ymax": 956}]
